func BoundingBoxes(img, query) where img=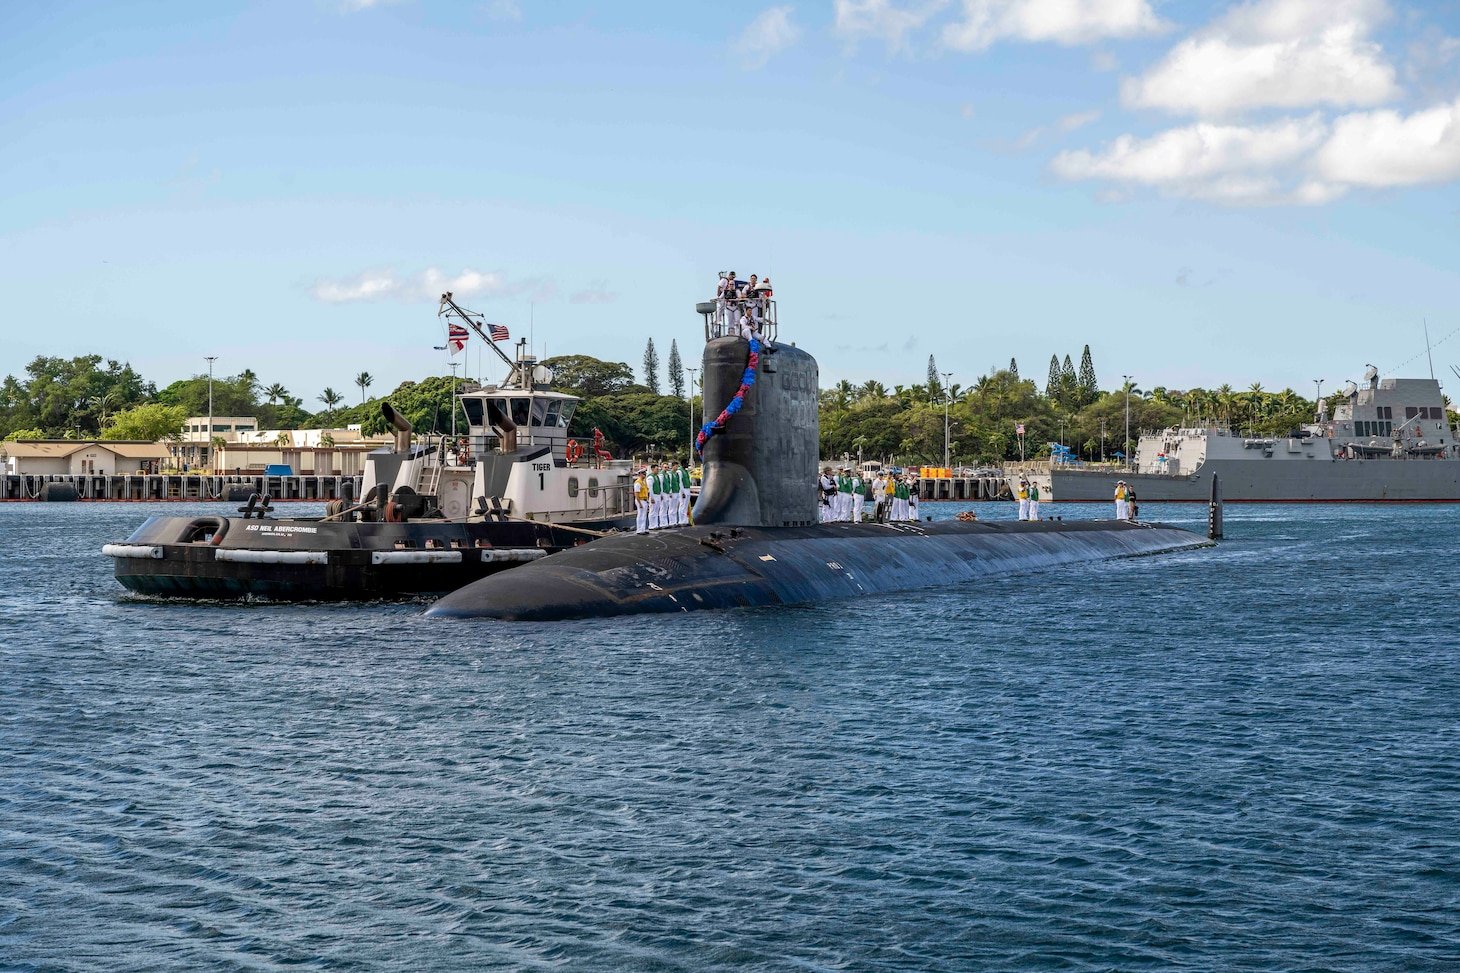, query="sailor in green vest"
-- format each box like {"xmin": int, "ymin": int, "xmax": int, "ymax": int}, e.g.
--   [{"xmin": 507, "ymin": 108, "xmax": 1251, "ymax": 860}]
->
[
  {"xmin": 834, "ymin": 469, "xmax": 848, "ymax": 521},
  {"xmin": 648, "ymin": 463, "xmax": 664, "ymax": 529},
  {"xmin": 665, "ymin": 464, "xmax": 682, "ymax": 526},
  {"xmin": 677, "ymin": 460, "xmax": 692, "ymax": 525},
  {"xmin": 892, "ymin": 476, "xmax": 909, "ymax": 521},
  {"xmin": 1027, "ymin": 480, "xmax": 1040, "ymax": 520}
]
